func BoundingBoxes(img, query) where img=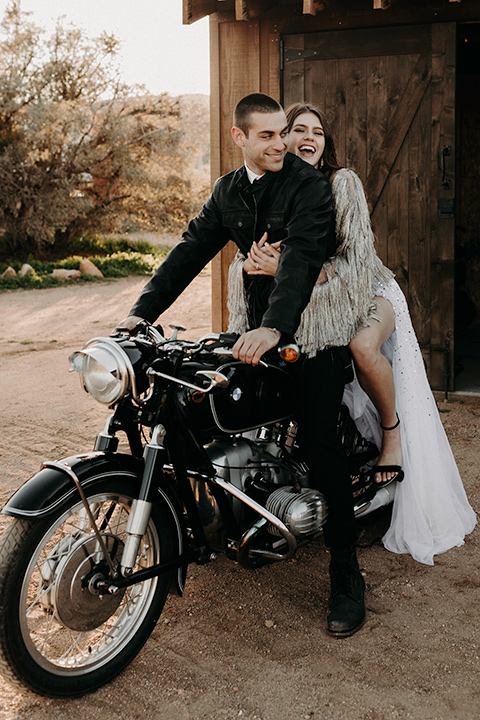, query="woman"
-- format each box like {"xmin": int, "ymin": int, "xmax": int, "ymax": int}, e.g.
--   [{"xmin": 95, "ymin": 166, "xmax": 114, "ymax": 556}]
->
[{"xmin": 227, "ymin": 102, "xmax": 476, "ymax": 565}]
